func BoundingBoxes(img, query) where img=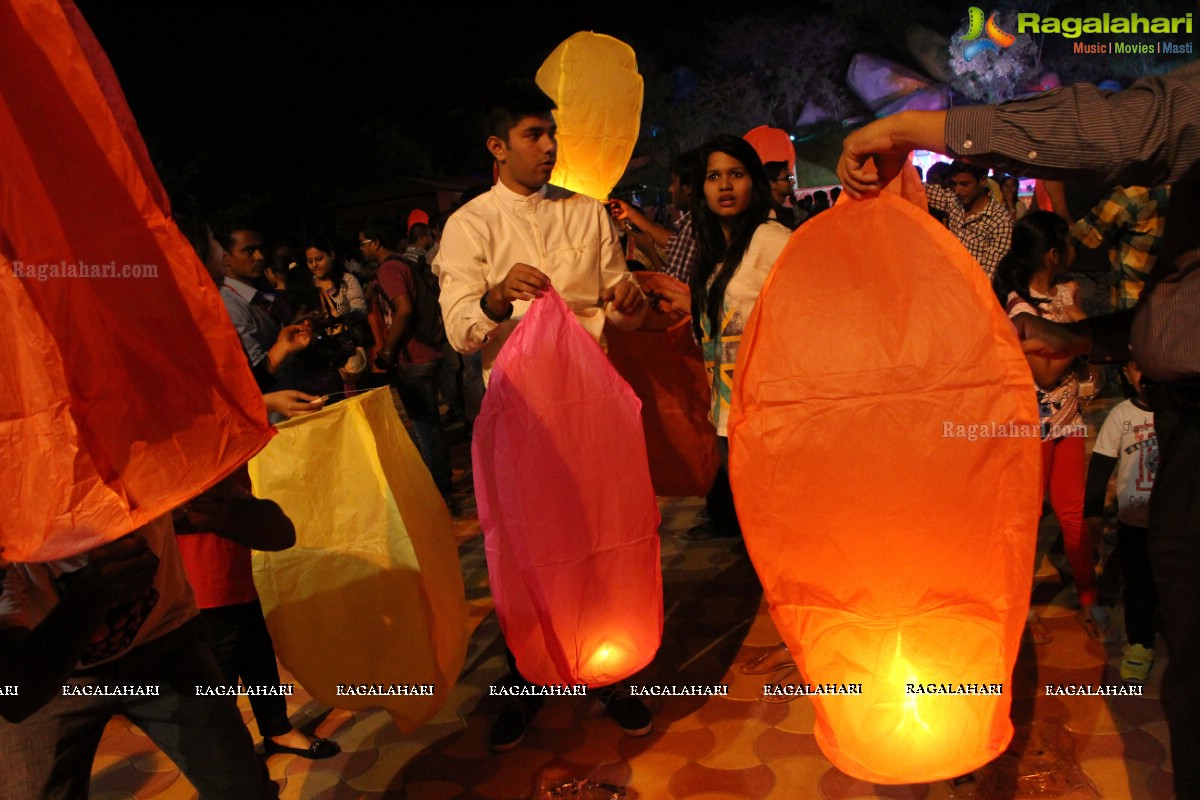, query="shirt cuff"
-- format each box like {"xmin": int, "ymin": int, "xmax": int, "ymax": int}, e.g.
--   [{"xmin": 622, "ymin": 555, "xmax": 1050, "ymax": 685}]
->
[{"xmin": 944, "ymin": 106, "xmax": 996, "ymax": 160}]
